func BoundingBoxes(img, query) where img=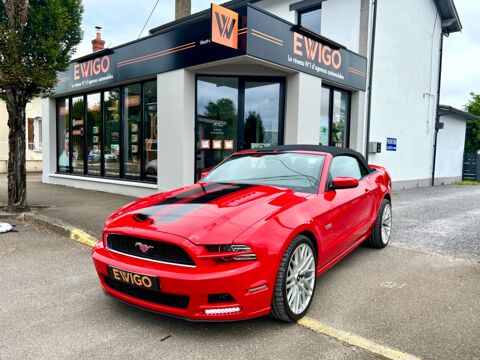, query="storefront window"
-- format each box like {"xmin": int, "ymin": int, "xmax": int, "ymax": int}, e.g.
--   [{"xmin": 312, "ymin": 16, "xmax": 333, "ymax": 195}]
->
[
  {"xmin": 57, "ymin": 98, "xmax": 70, "ymax": 172},
  {"xmin": 320, "ymin": 86, "xmax": 350, "ymax": 148},
  {"xmin": 195, "ymin": 76, "xmax": 284, "ymax": 180},
  {"xmin": 320, "ymin": 89, "xmax": 330, "ymax": 146},
  {"xmin": 196, "ymin": 76, "xmax": 239, "ymax": 179},
  {"xmin": 123, "ymin": 84, "xmax": 142, "ymax": 179},
  {"xmin": 71, "ymin": 96, "xmax": 85, "ymax": 174},
  {"xmin": 143, "ymin": 81, "xmax": 157, "ymax": 182},
  {"xmin": 56, "ymin": 79, "xmax": 157, "ymax": 183},
  {"xmin": 86, "ymin": 93, "xmax": 101, "ymax": 175},
  {"xmin": 104, "ymin": 90, "xmax": 120, "ymax": 177},
  {"xmin": 244, "ymin": 81, "xmax": 281, "ymax": 149},
  {"xmin": 332, "ymin": 90, "xmax": 349, "ymax": 147}
]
